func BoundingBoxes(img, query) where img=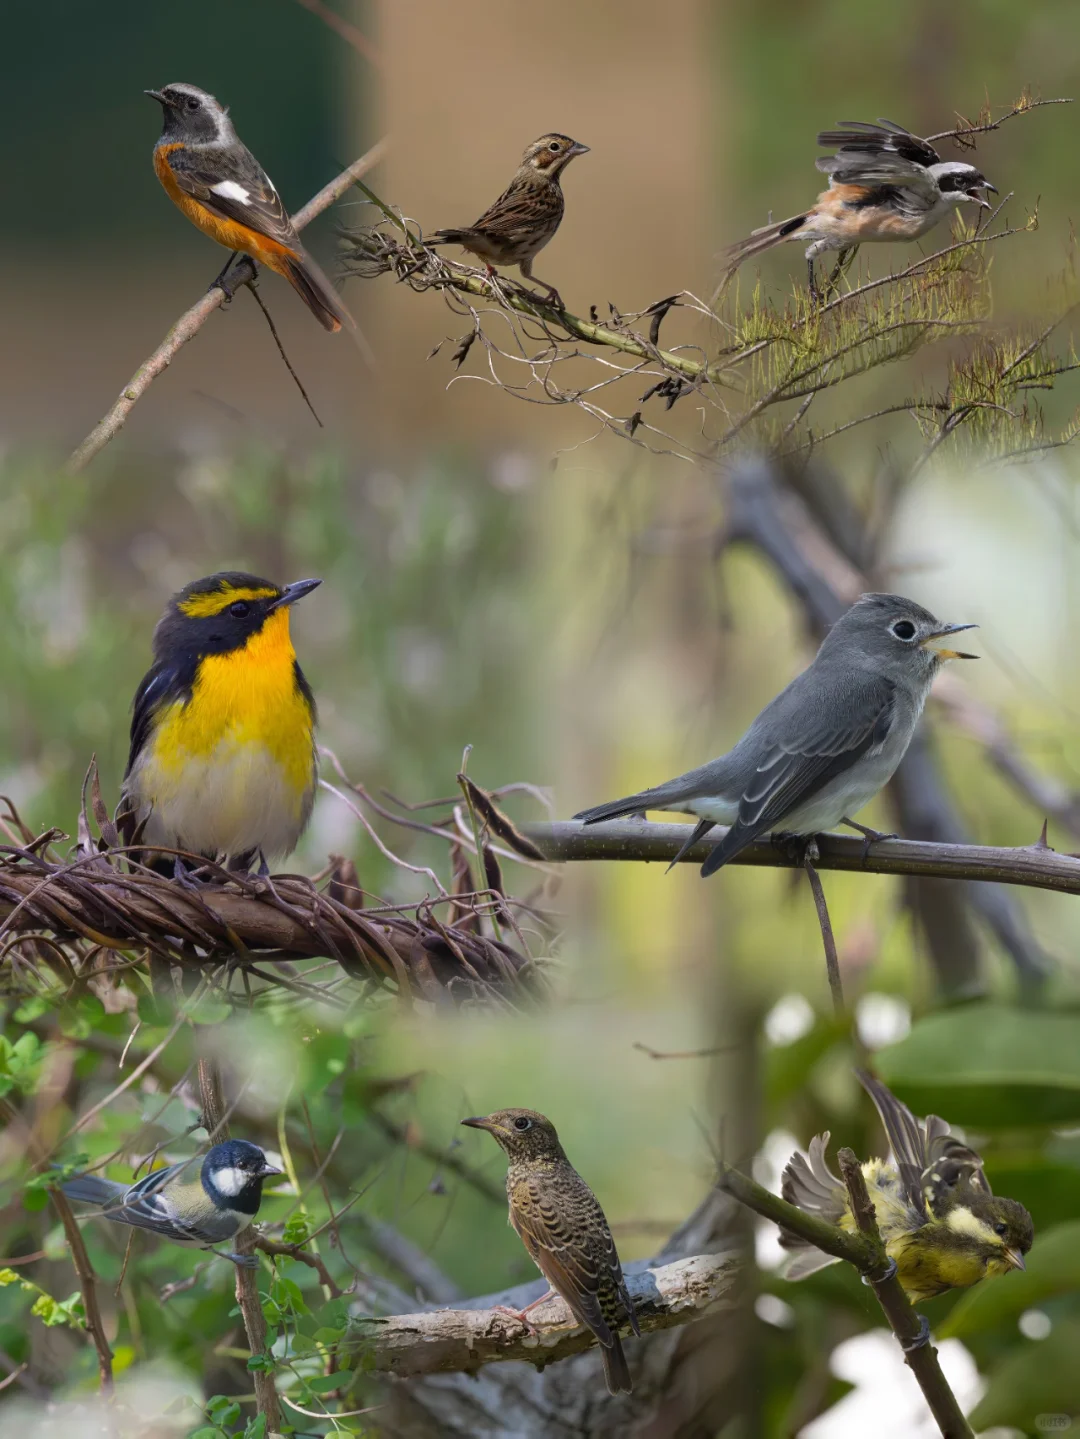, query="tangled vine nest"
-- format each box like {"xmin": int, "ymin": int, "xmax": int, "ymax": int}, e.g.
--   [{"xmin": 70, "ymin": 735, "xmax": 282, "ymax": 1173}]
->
[{"xmin": 0, "ymin": 764, "xmax": 555, "ymax": 1011}]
